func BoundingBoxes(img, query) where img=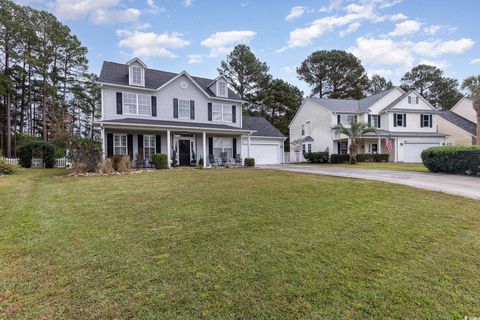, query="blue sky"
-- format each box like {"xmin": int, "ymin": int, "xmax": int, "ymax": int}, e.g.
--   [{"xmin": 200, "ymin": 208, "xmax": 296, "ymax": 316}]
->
[{"xmin": 18, "ymin": 0, "xmax": 480, "ymax": 94}]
